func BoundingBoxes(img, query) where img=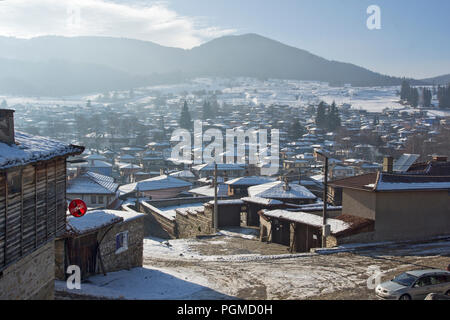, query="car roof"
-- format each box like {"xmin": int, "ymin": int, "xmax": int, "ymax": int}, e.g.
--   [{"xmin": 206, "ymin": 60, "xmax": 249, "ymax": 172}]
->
[{"xmin": 406, "ymin": 269, "xmax": 450, "ymax": 277}]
